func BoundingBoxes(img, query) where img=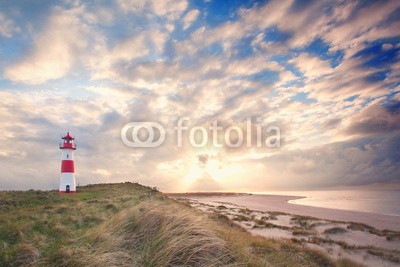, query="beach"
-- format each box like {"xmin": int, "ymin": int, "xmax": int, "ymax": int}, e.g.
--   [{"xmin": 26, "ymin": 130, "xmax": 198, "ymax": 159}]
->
[
  {"xmin": 189, "ymin": 194, "xmax": 400, "ymax": 231},
  {"xmin": 170, "ymin": 193, "xmax": 400, "ymax": 267}
]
